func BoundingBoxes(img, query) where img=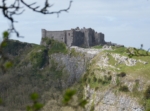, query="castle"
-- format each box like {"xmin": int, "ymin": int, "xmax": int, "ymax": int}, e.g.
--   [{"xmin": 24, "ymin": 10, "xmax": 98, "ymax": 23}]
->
[{"xmin": 41, "ymin": 27, "xmax": 106, "ymax": 47}]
